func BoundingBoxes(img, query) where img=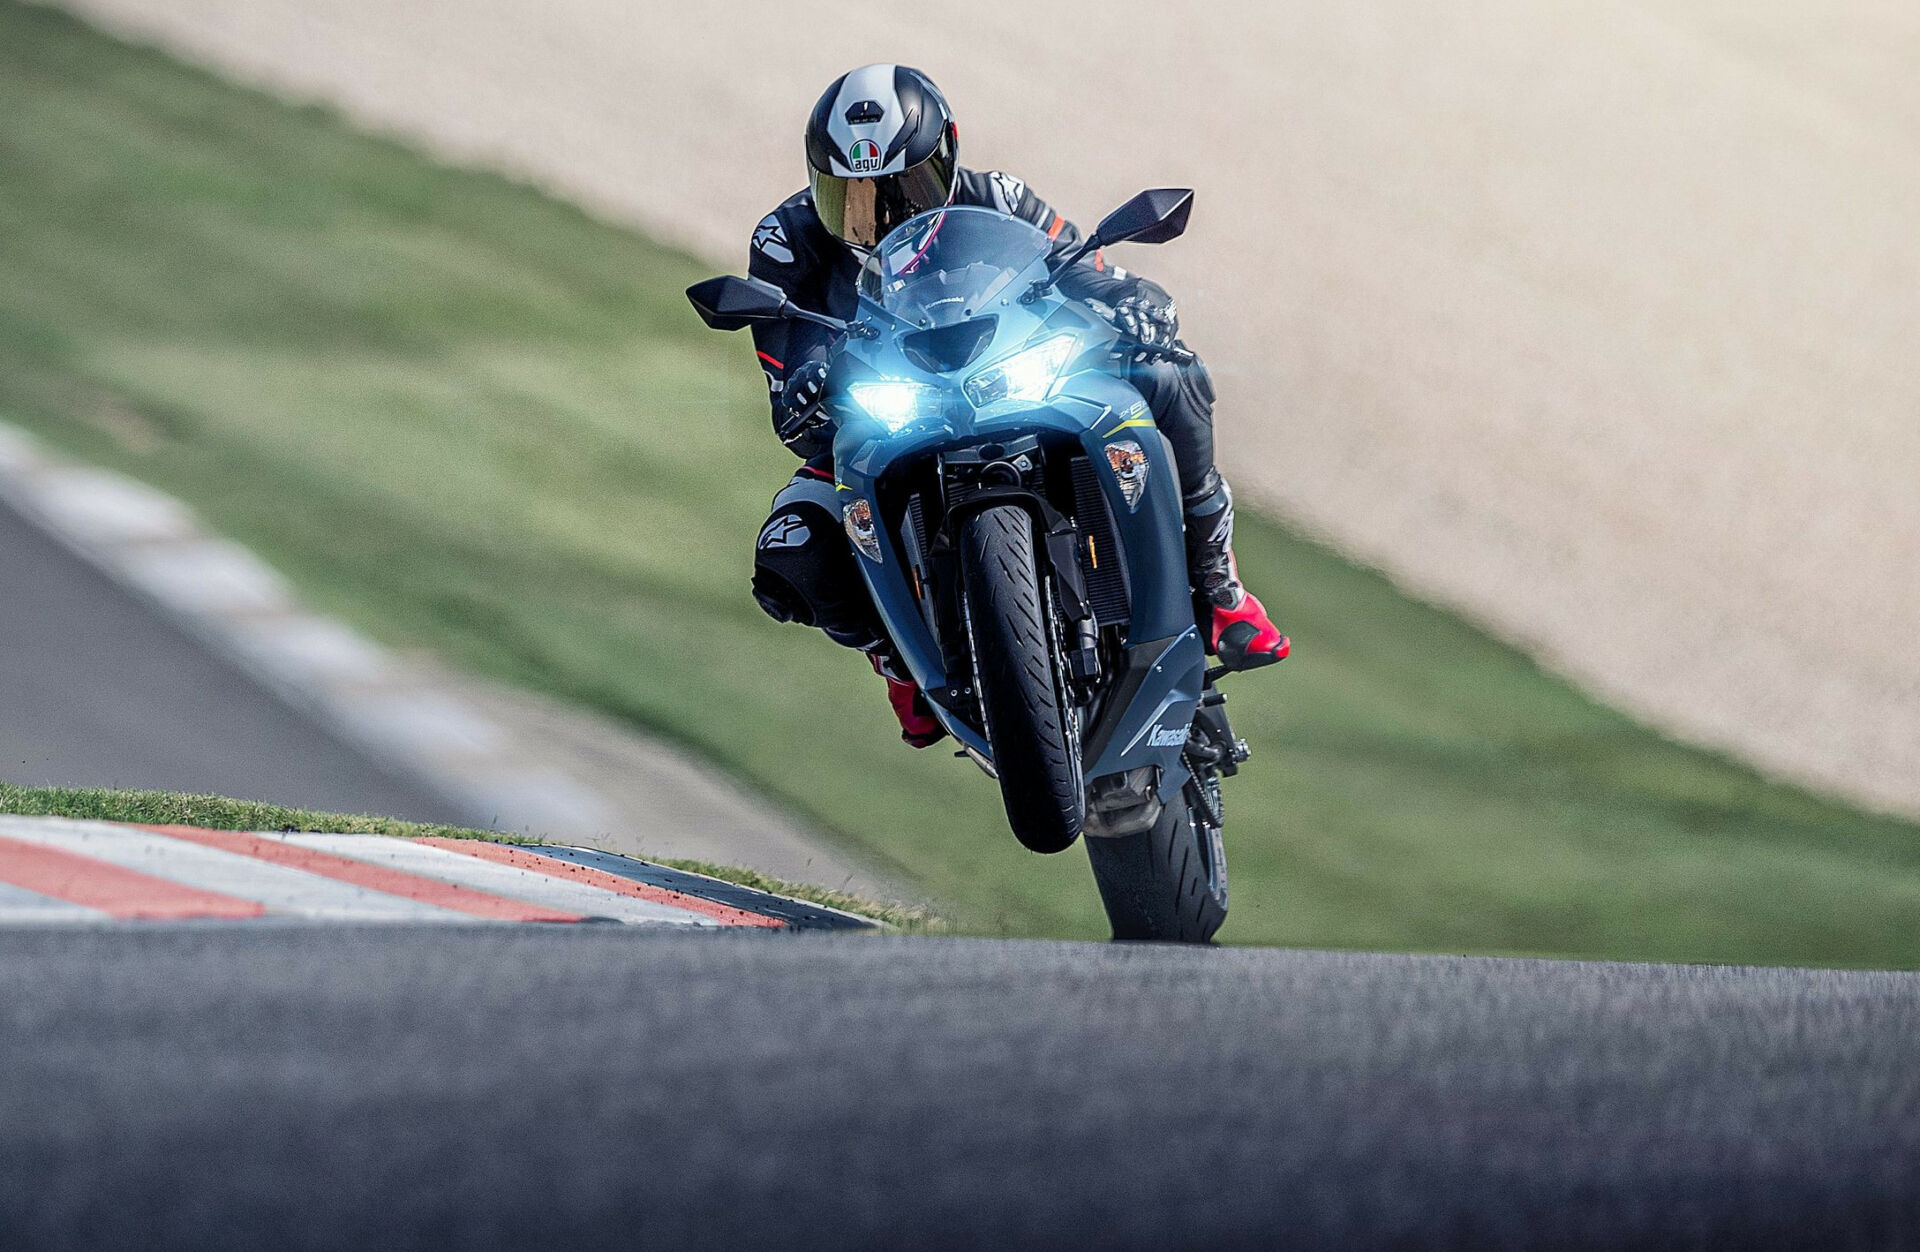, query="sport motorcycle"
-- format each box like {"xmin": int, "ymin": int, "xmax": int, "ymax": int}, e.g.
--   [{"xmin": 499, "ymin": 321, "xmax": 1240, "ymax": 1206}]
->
[{"xmin": 689, "ymin": 189, "xmax": 1269, "ymax": 943}]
